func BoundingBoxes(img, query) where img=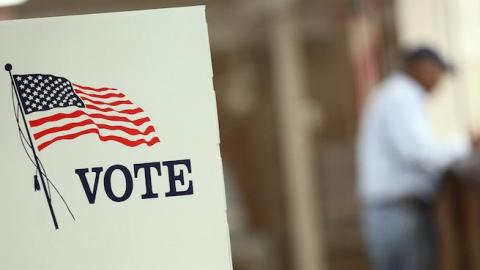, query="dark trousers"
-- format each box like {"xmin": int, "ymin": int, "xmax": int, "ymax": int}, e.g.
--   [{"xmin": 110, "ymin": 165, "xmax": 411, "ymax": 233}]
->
[{"xmin": 362, "ymin": 202, "xmax": 437, "ymax": 270}]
